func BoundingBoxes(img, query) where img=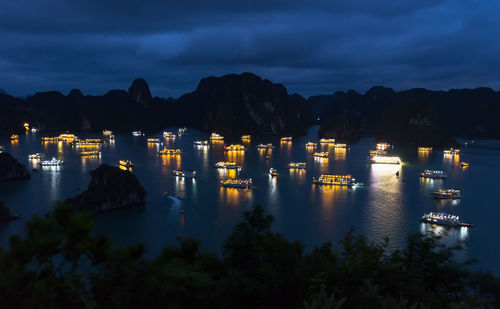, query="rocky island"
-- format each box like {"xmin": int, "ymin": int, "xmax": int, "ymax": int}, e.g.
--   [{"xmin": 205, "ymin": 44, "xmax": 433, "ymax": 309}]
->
[
  {"xmin": 0, "ymin": 153, "xmax": 30, "ymax": 181},
  {"xmin": 66, "ymin": 164, "xmax": 146, "ymax": 212}
]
